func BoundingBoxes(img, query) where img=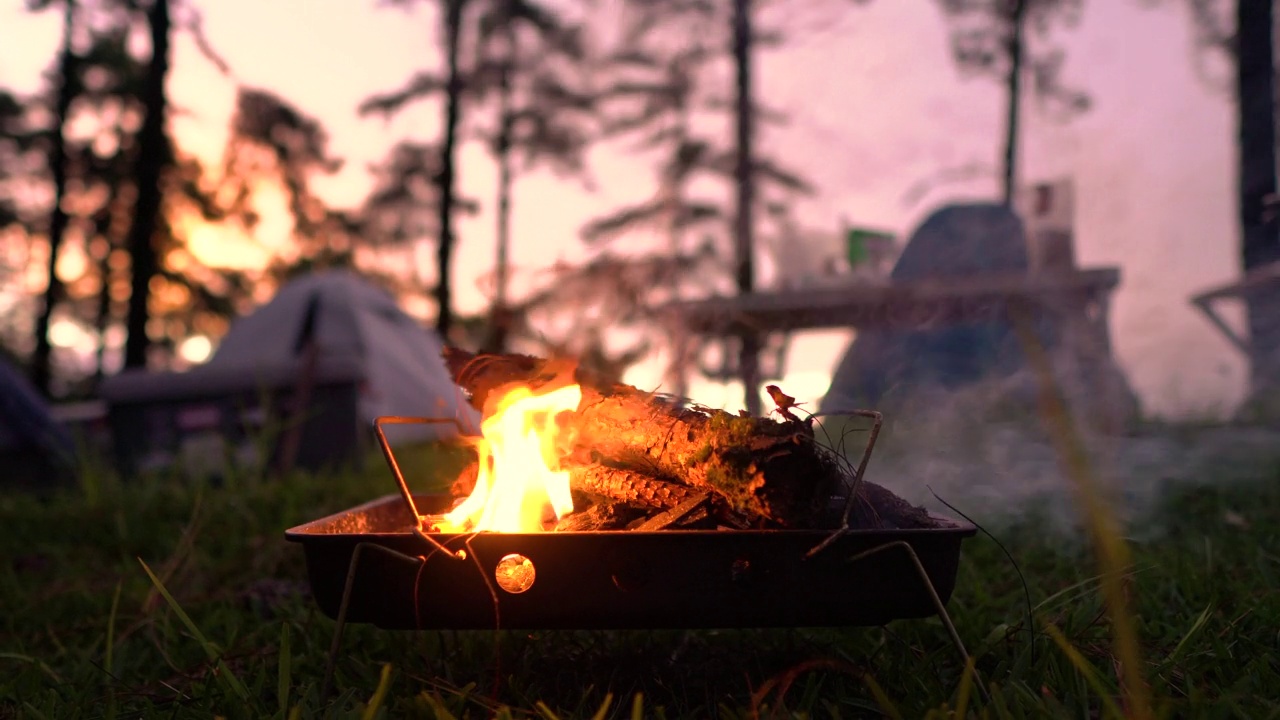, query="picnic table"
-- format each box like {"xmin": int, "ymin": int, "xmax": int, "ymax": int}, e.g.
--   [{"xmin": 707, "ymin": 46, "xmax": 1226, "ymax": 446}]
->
[
  {"xmin": 1191, "ymin": 259, "xmax": 1280, "ymax": 402},
  {"xmin": 665, "ymin": 266, "xmax": 1131, "ymax": 429}
]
